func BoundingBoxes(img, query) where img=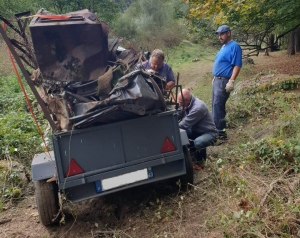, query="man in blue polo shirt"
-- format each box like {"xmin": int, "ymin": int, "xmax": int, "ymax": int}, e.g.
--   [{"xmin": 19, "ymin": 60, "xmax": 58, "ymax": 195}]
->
[
  {"xmin": 140, "ymin": 49, "xmax": 175, "ymax": 90},
  {"xmin": 212, "ymin": 25, "xmax": 242, "ymax": 140}
]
